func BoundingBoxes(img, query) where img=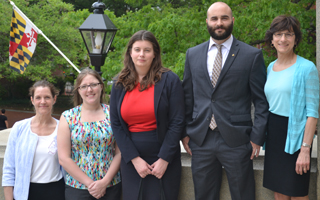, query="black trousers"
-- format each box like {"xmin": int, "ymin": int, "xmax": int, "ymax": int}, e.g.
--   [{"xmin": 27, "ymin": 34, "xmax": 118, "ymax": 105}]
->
[
  {"xmin": 189, "ymin": 128, "xmax": 255, "ymax": 200},
  {"xmin": 28, "ymin": 178, "xmax": 65, "ymax": 200},
  {"xmin": 65, "ymin": 183, "xmax": 121, "ymax": 200}
]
